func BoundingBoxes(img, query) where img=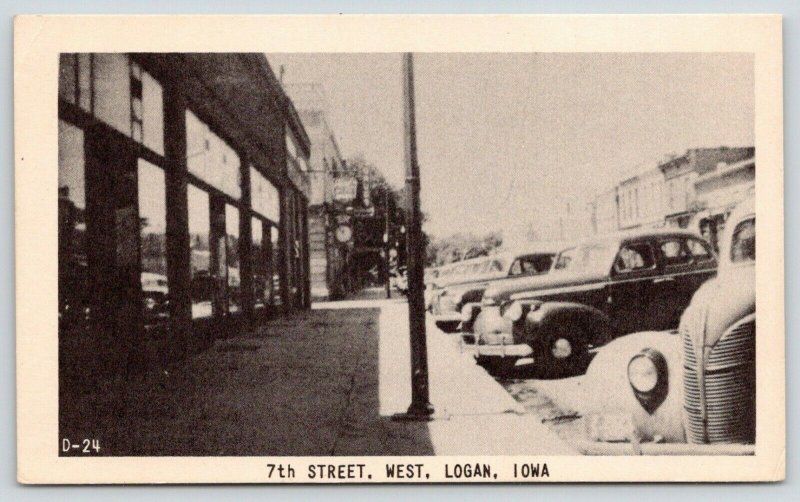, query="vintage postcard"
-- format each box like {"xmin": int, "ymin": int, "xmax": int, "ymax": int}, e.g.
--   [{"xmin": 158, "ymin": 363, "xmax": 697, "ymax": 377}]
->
[{"xmin": 15, "ymin": 15, "xmax": 784, "ymax": 483}]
